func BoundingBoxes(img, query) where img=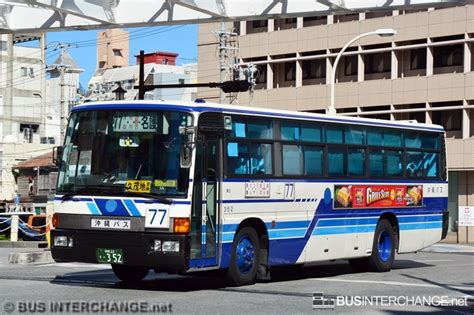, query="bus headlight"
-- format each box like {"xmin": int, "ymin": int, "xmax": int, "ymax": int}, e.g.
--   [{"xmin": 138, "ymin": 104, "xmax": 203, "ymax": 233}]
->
[
  {"xmin": 54, "ymin": 235, "xmax": 73, "ymax": 247},
  {"xmin": 162, "ymin": 241, "xmax": 180, "ymax": 253}
]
